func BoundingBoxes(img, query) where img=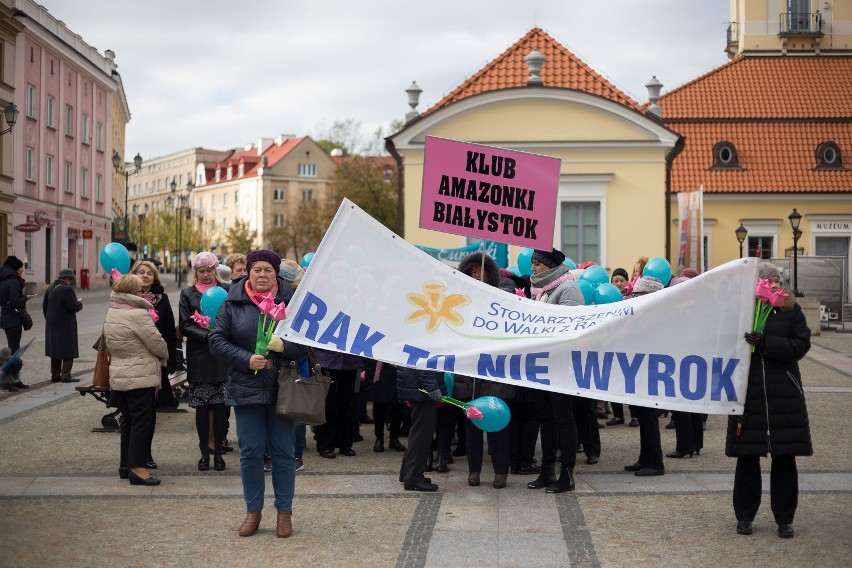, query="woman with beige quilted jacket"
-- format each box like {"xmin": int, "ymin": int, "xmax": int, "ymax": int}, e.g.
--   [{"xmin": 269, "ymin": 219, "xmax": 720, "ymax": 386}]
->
[{"xmin": 104, "ymin": 274, "xmax": 168, "ymax": 486}]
